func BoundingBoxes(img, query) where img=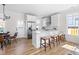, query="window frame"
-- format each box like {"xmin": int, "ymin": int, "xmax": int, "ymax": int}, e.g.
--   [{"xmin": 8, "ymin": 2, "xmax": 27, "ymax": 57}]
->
[{"xmin": 67, "ymin": 15, "xmax": 79, "ymax": 36}]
